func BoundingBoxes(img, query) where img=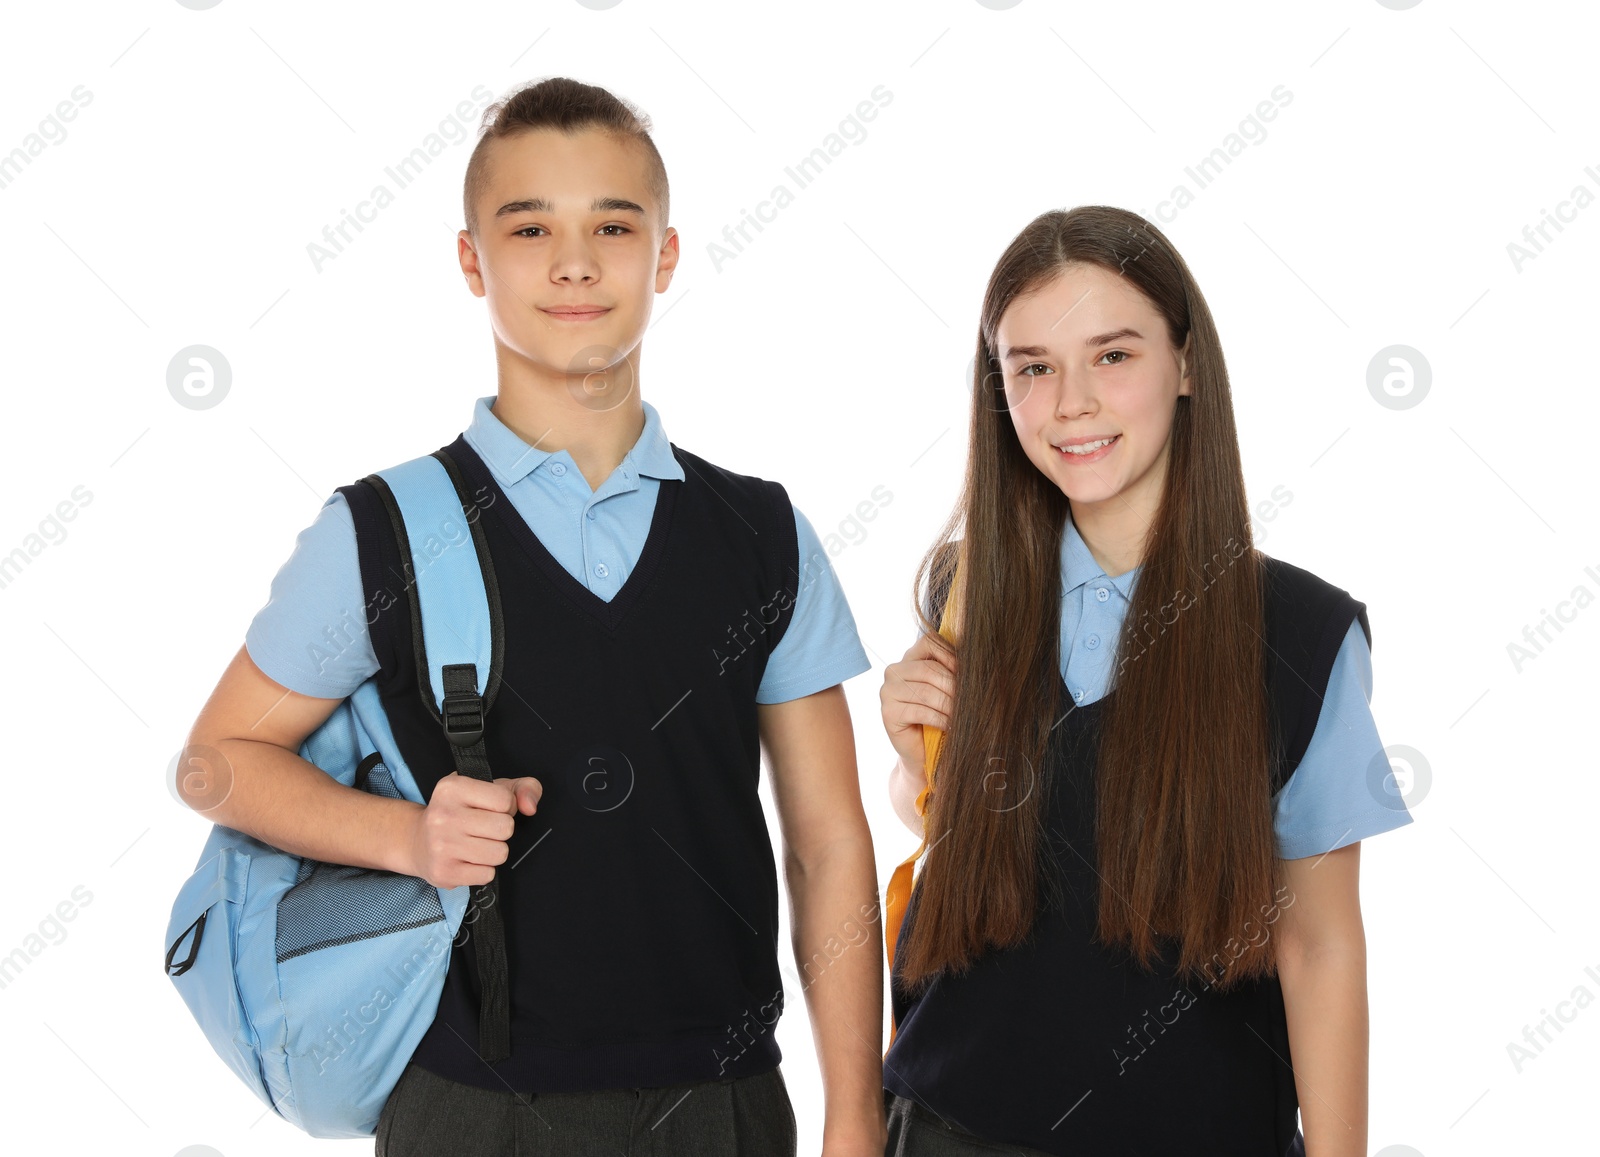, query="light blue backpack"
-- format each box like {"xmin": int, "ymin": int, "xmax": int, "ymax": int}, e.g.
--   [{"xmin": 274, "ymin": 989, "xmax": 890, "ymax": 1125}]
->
[{"xmin": 163, "ymin": 447, "xmax": 513, "ymax": 1138}]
